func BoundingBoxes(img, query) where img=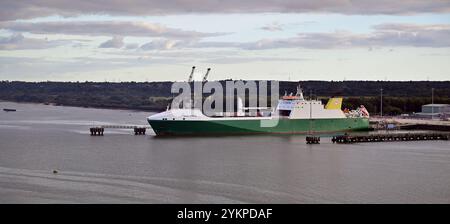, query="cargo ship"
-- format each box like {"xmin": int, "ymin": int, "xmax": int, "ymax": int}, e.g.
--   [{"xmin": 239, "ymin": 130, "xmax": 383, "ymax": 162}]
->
[{"xmin": 147, "ymin": 85, "xmax": 370, "ymax": 136}]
